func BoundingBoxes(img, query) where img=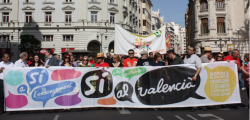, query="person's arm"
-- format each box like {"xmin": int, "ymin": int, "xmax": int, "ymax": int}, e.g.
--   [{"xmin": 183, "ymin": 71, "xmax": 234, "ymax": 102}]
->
[
  {"xmin": 0, "ymin": 67, "xmax": 5, "ymax": 73},
  {"xmin": 192, "ymin": 67, "xmax": 201, "ymax": 81},
  {"xmin": 241, "ymin": 65, "xmax": 250, "ymax": 77}
]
